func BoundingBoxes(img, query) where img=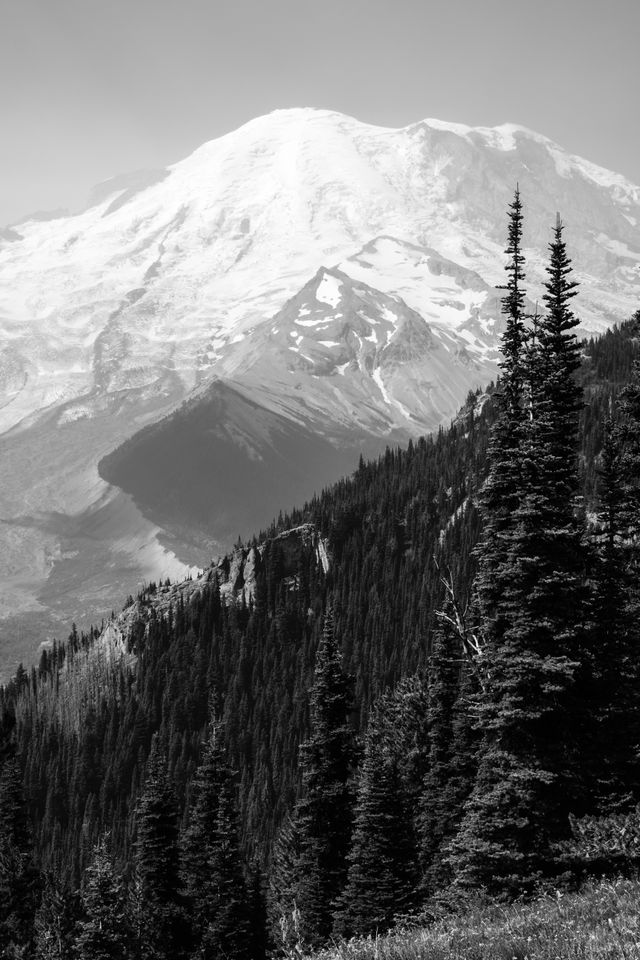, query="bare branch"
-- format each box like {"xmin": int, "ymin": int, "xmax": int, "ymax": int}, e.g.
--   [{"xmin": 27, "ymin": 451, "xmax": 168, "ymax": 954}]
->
[{"xmin": 433, "ymin": 557, "xmax": 486, "ymax": 688}]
